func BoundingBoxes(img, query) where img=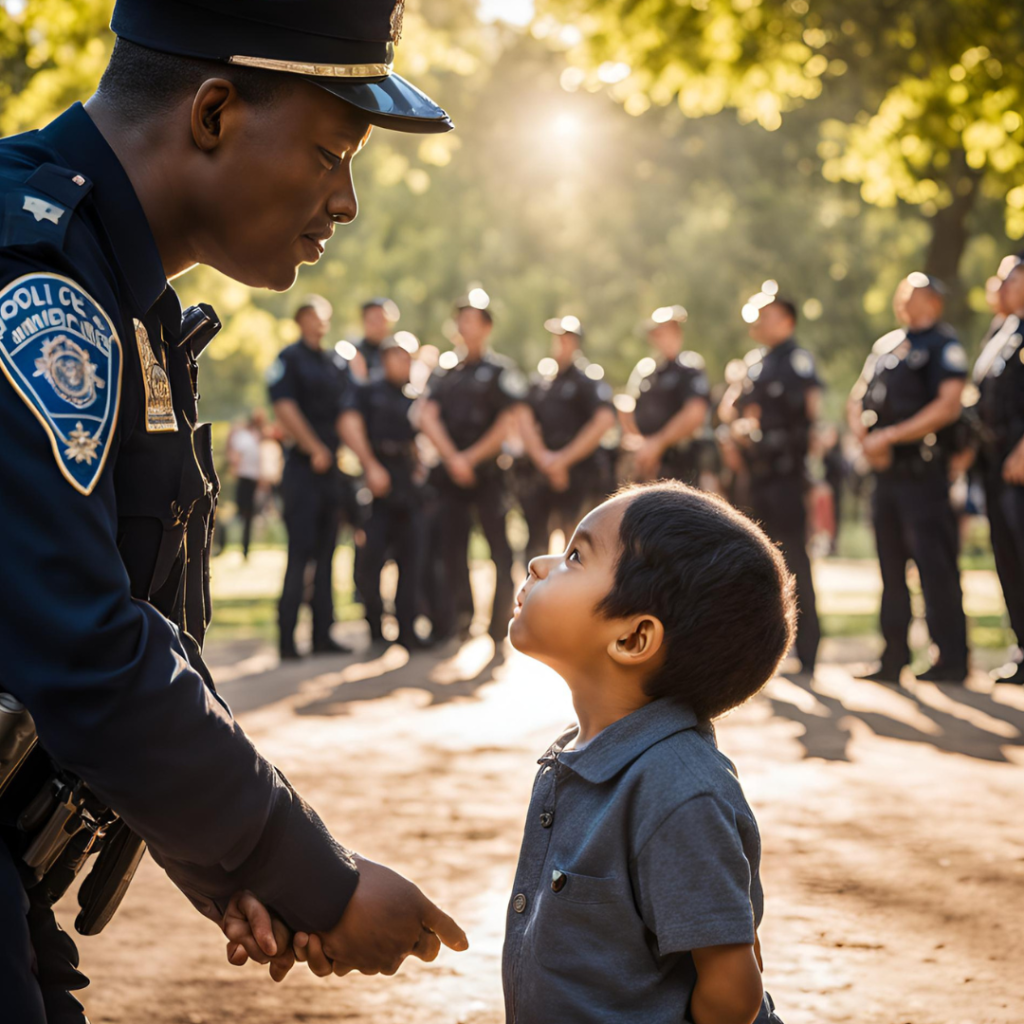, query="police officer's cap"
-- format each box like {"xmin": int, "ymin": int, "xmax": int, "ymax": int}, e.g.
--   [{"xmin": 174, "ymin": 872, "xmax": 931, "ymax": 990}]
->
[
  {"xmin": 643, "ymin": 305, "xmax": 688, "ymax": 330},
  {"xmin": 362, "ymin": 297, "xmax": 401, "ymax": 321},
  {"xmin": 110, "ymin": 0, "xmax": 452, "ymax": 134},
  {"xmin": 906, "ymin": 271, "xmax": 947, "ymax": 296},
  {"xmin": 381, "ymin": 330, "xmax": 419, "ymax": 354},
  {"xmin": 544, "ymin": 315, "xmax": 584, "ymax": 340}
]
